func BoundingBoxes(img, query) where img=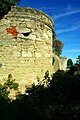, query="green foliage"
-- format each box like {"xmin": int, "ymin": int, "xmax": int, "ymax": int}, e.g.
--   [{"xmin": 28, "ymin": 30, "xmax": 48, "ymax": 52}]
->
[
  {"xmin": 12, "ymin": 0, "xmax": 20, "ymax": 3},
  {"xmin": 16, "ymin": 69, "xmax": 80, "ymax": 120},
  {"xmin": 6, "ymin": 74, "xmax": 18, "ymax": 90},
  {"xmin": 0, "ymin": 74, "xmax": 18, "ymax": 99},
  {"xmin": 0, "ymin": 84, "xmax": 9, "ymax": 99},
  {"xmin": 0, "ymin": 70, "xmax": 80, "ymax": 120},
  {"xmin": 72, "ymin": 64, "xmax": 80, "ymax": 74},
  {"xmin": 49, "ymin": 70, "xmax": 80, "ymax": 119},
  {"xmin": 0, "ymin": 0, "xmax": 20, "ymax": 19},
  {"xmin": 76, "ymin": 55, "xmax": 80, "ymax": 65},
  {"xmin": 67, "ymin": 58, "xmax": 73, "ymax": 68},
  {"xmin": 53, "ymin": 39, "xmax": 64, "ymax": 56},
  {"xmin": 52, "ymin": 31, "xmax": 64, "ymax": 56}
]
